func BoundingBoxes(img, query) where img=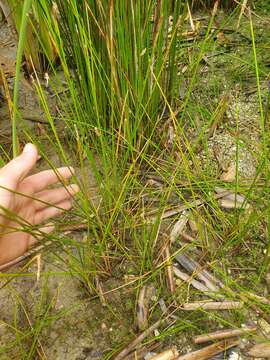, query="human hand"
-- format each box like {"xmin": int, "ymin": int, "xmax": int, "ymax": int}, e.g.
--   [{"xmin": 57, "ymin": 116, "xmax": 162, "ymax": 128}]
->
[{"xmin": 0, "ymin": 143, "xmax": 79, "ymax": 265}]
